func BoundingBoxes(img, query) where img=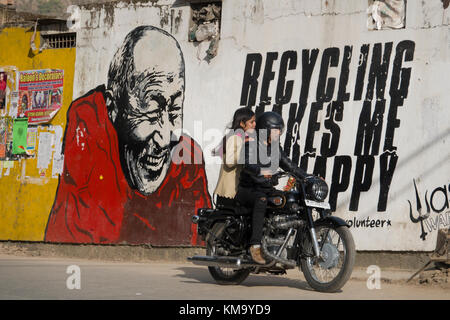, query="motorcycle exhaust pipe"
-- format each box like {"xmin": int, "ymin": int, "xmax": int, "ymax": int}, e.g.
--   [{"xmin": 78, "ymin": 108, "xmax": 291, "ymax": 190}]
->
[
  {"xmin": 187, "ymin": 255, "xmax": 264, "ymax": 269},
  {"xmin": 192, "ymin": 215, "xmax": 207, "ymax": 224}
]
